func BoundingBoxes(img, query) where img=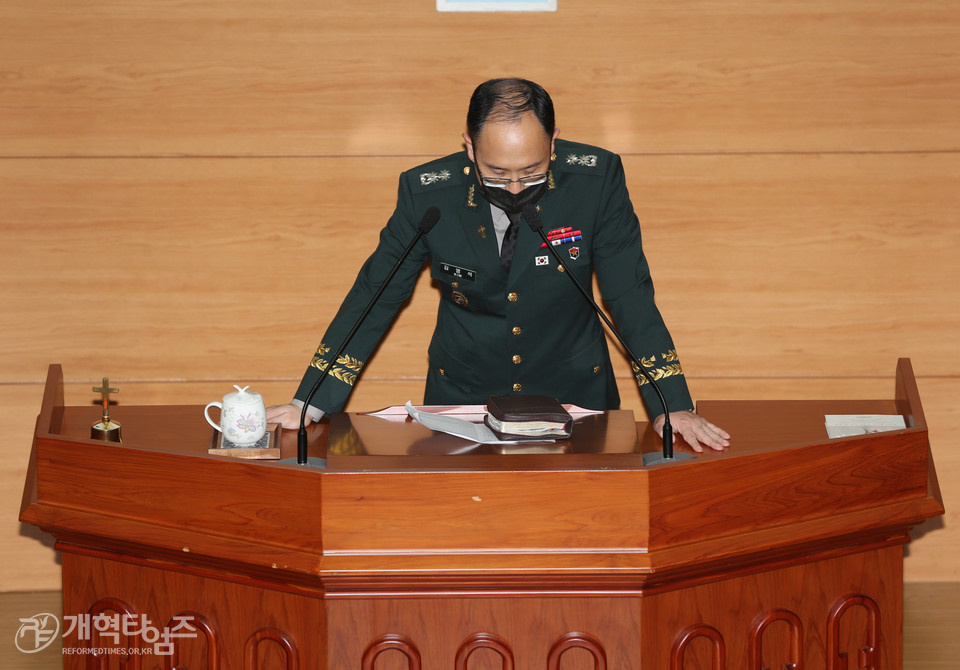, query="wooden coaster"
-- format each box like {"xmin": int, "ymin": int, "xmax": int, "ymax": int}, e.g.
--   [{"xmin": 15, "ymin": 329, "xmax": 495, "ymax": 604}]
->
[{"xmin": 208, "ymin": 423, "xmax": 282, "ymax": 459}]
